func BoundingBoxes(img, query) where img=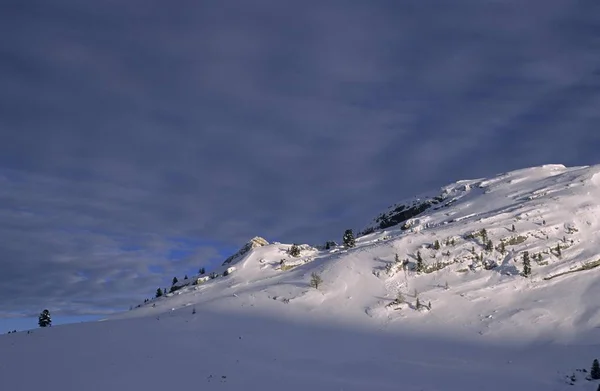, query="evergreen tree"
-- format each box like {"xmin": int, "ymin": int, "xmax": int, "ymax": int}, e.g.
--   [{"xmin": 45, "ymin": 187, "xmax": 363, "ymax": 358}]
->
[
  {"xmin": 556, "ymin": 244, "xmax": 561, "ymax": 256},
  {"xmin": 451, "ymin": 238, "xmax": 456, "ymax": 246},
  {"xmin": 415, "ymin": 297, "xmax": 421, "ymax": 309},
  {"xmin": 289, "ymin": 244, "xmax": 301, "ymax": 257},
  {"xmin": 199, "ymin": 267, "xmax": 205, "ymax": 275},
  {"xmin": 511, "ymin": 224, "xmax": 516, "ymax": 232},
  {"xmin": 416, "ymin": 251, "xmax": 424, "ymax": 273},
  {"xmin": 156, "ymin": 288, "xmax": 163, "ymax": 298},
  {"xmin": 522, "ymin": 251, "xmax": 531, "ymax": 277},
  {"xmin": 394, "ymin": 253, "xmax": 400, "ymax": 264},
  {"xmin": 342, "ymin": 229, "xmax": 355, "ymax": 248},
  {"xmin": 310, "ymin": 272, "xmax": 323, "ymax": 289},
  {"xmin": 433, "ymin": 240, "xmax": 440, "ymax": 250},
  {"xmin": 38, "ymin": 309, "xmax": 51, "ymax": 328},
  {"xmin": 499, "ymin": 241, "xmax": 506, "ymax": 255},
  {"xmin": 592, "ymin": 359, "xmax": 600, "ymax": 380},
  {"xmin": 184, "ymin": 274, "xmax": 188, "ymax": 280},
  {"xmin": 486, "ymin": 239, "xmax": 494, "ymax": 252},
  {"xmin": 172, "ymin": 276, "xmax": 178, "ymax": 286},
  {"xmin": 481, "ymin": 228, "xmax": 488, "ymax": 243}
]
